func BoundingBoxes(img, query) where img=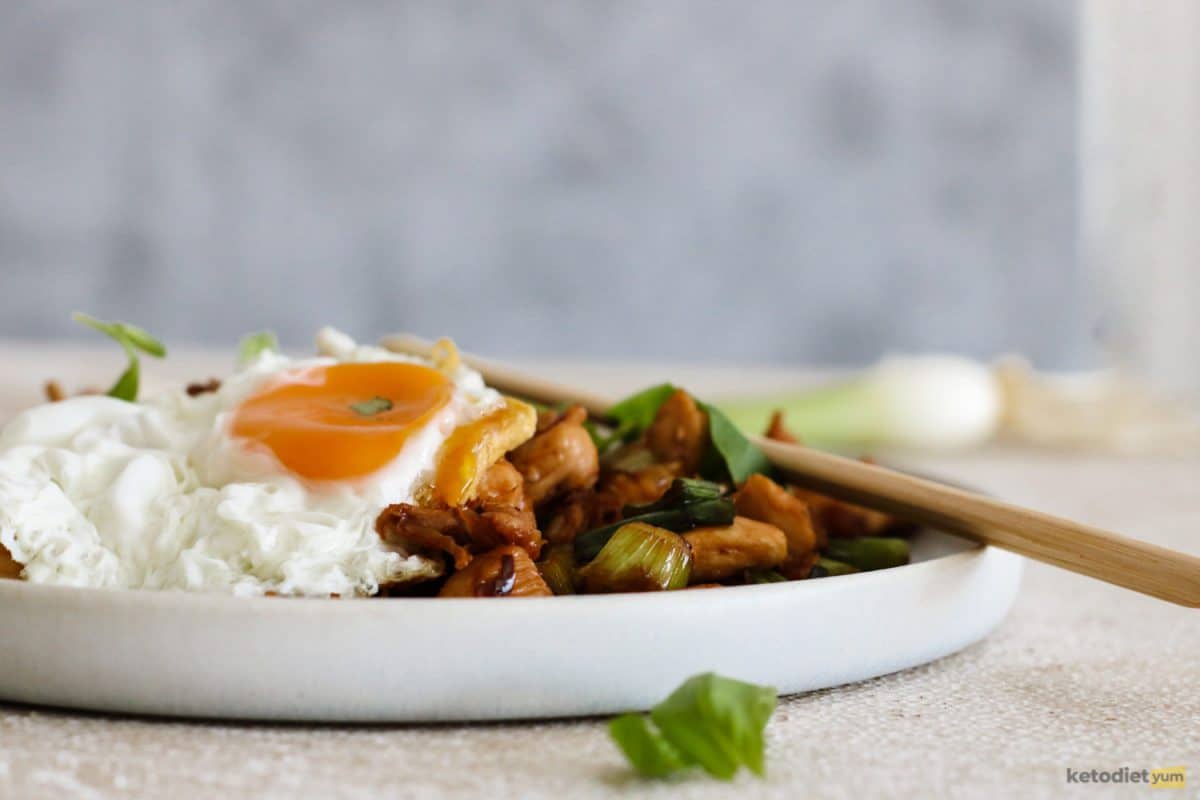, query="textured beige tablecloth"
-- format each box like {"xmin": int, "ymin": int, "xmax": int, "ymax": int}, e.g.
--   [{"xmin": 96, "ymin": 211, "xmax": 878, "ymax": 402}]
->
[{"xmin": 0, "ymin": 346, "xmax": 1196, "ymax": 799}]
